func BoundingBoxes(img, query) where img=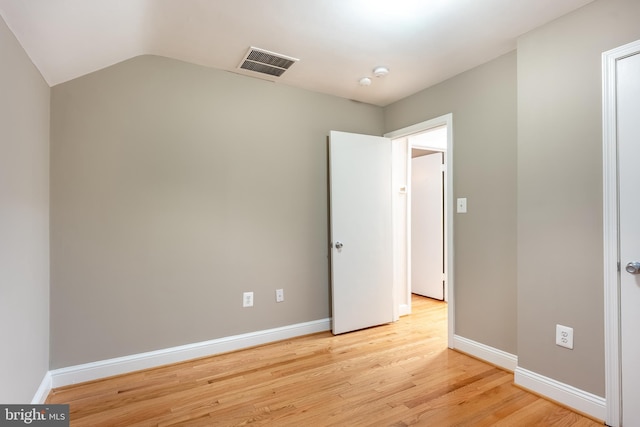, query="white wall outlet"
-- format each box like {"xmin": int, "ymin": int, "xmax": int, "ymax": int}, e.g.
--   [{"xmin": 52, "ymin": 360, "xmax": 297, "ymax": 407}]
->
[
  {"xmin": 456, "ymin": 198, "xmax": 467, "ymax": 213},
  {"xmin": 556, "ymin": 324, "xmax": 574, "ymax": 349},
  {"xmin": 243, "ymin": 292, "xmax": 254, "ymax": 308},
  {"xmin": 275, "ymin": 288, "xmax": 284, "ymax": 303}
]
